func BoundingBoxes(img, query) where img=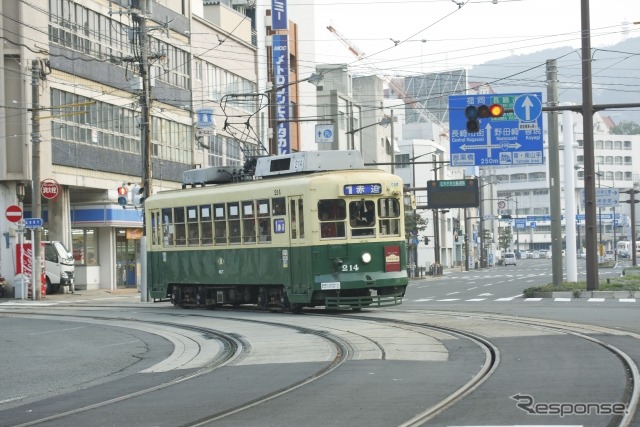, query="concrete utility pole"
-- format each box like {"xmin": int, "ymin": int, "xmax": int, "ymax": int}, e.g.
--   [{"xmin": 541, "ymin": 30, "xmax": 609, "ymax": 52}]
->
[
  {"xmin": 580, "ymin": 0, "xmax": 599, "ymax": 291},
  {"xmin": 31, "ymin": 60, "xmax": 43, "ymax": 300},
  {"xmin": 546, "ymin": 60, "xmax": 563, "ymax": 287},
  {"xmin": 133, "ymin": 0, "xmax": 153, "ymax": 302}
]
